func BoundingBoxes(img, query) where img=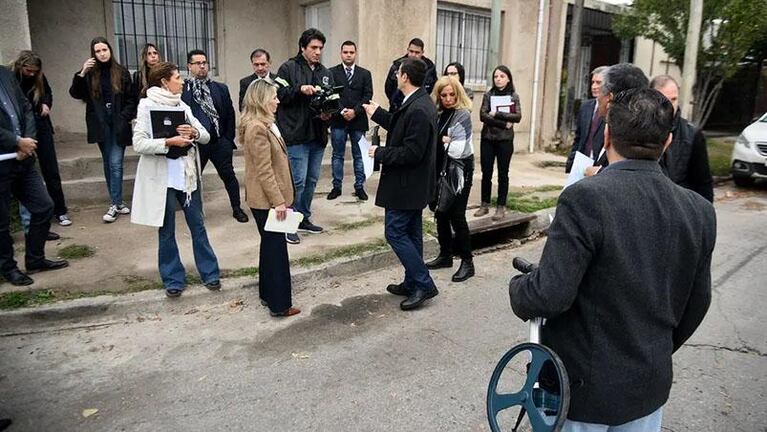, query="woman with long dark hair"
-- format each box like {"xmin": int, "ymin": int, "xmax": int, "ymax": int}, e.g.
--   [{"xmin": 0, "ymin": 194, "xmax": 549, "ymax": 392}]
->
[
  {"xmin": 131, "ymin": 43, "xmax": 161, "ymax": 102},
  {"xmin": 69, "ymin": 36, "xmax": 135, "ymax": 223},
  {"xmin": 131, "ymin": 61, "xmax": 220, "ymax": 298},
  {"xmin": 443, "ymin": 62, "xmax": 474, "ymax": 100},
  {"xmin": 426, "ymin": 76, "xmax": 476, "ymax": 282},
  {"xmin": 476, "ymin": 65, "xmax": 521, "ymax": 221},
  {"xmin": 11, "ymin": 51, "xmax": 71, "ymax": 227}
]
